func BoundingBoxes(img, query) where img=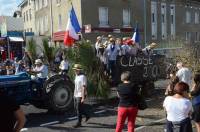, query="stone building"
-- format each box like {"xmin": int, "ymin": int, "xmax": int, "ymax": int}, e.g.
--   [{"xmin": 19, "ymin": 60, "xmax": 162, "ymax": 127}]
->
[
  {"xmin": 19, "ymin": 0, "xmax": 200, "ymax": 48},
  {"xmin": 34, "ymin": 0, "xmax": 51, "ymax": 37},
  {"xmin": 52, "ymin": 0, "xmax": 200, "ymax": 47},
  {"xmin": 18, "ymin": 0, "xmax": 36, "ymax": 33}
]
